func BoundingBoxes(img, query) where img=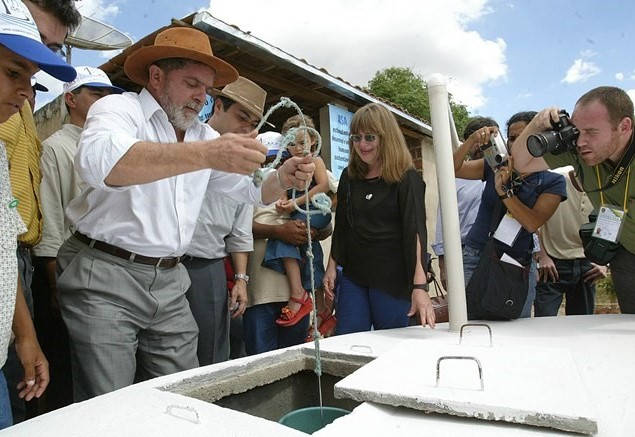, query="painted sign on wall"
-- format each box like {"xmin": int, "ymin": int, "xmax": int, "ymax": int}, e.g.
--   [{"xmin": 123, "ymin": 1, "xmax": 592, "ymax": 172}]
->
[{"xmin": 328, "ymin": 104, "xmax": 353, "ymax": 181}]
